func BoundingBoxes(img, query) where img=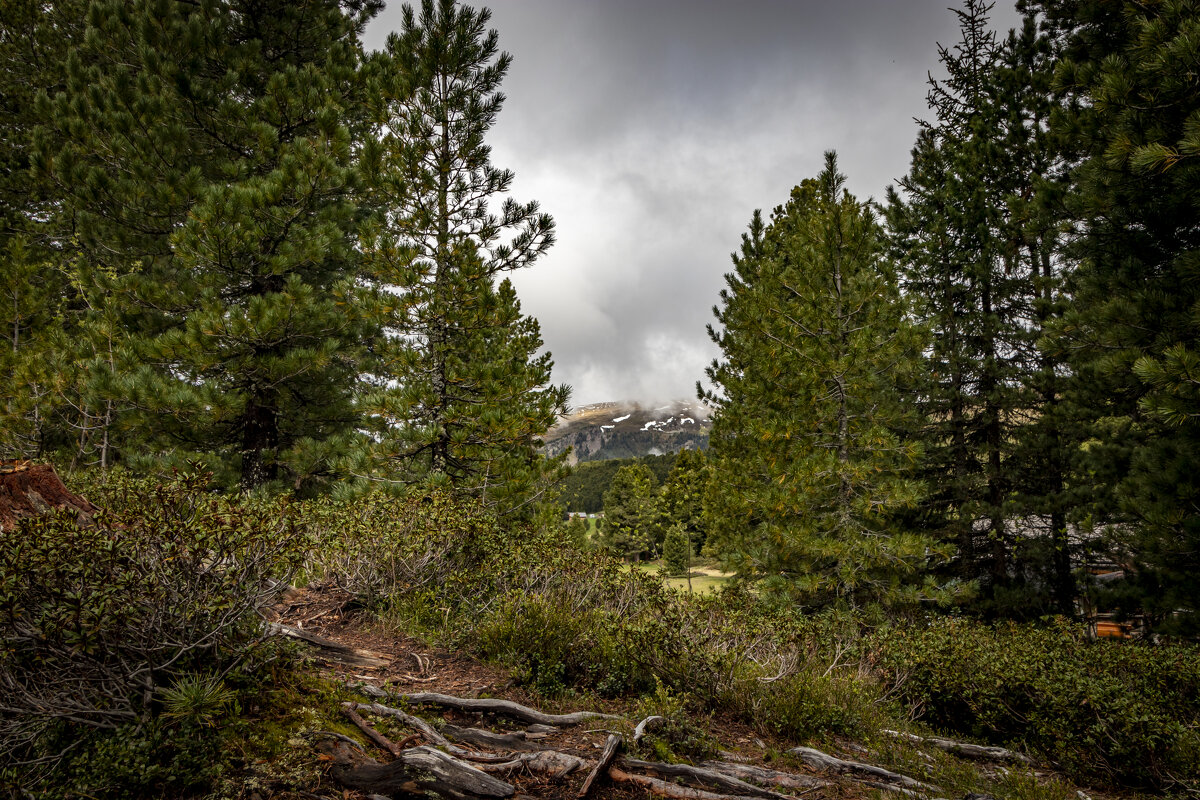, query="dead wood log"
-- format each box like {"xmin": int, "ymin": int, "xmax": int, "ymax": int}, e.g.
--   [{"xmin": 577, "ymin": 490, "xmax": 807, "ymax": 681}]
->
[
  {"xmin": 619, "ymin": 757, "xmax": 799, "ymax": 800},
  {"xmin": 880, "ymin": 730, "xmax": 1032, "ymax": 765},
  {"xmin": 787, "ymin": 746, "xmax": 940, "ymax": 794},
  {"xmin": 608, "ymin": 766, "xmax": 765, "ymax": 800},
  {"xmin": 317, "ymin": 739, "xmax": 515, "ymax": 800},
  {"xmin": 268, "ymin": 623, "xmax": 390, "ymax": 669},
  {"xmin": 398, "ymin": 692, "xmax": 621, "ymax": 726},
  {"xmin": 0, "ymin": 461, "xmax": 98, "ymax": 531},
  {"xmin": 475, "ymin": 750, "xmax": 588, "ymax": 780},
  {"xmin": 632, "ymin": 714, "xmax": 665, "ymax": 744},
  {"xmin": 441, "ymin": 723, "xmax": 543, "ymax": 752},
  {"xmin": 578, "ymin": 734, "xmax": 622, "ymax": 799},
  {"xmin": 698, "ymin": 761, "xmax": 830, "ymax": 792}
]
